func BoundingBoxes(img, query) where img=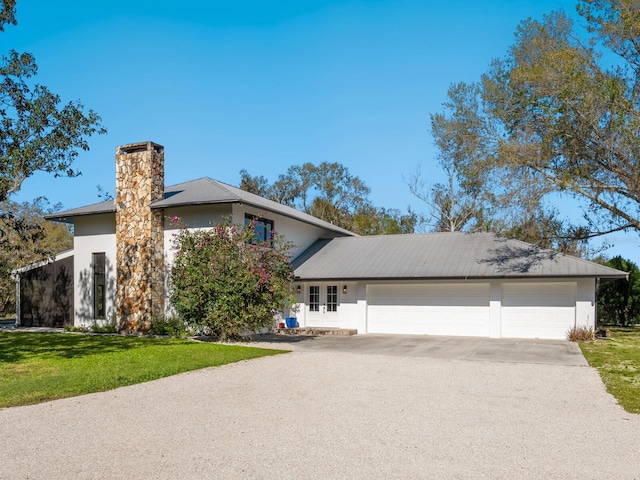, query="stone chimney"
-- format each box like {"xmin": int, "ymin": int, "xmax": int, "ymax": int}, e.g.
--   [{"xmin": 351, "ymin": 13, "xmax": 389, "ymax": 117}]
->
[{"xmin": 115, "ymin": 141, "xmax": 165, "ymax": 333}]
